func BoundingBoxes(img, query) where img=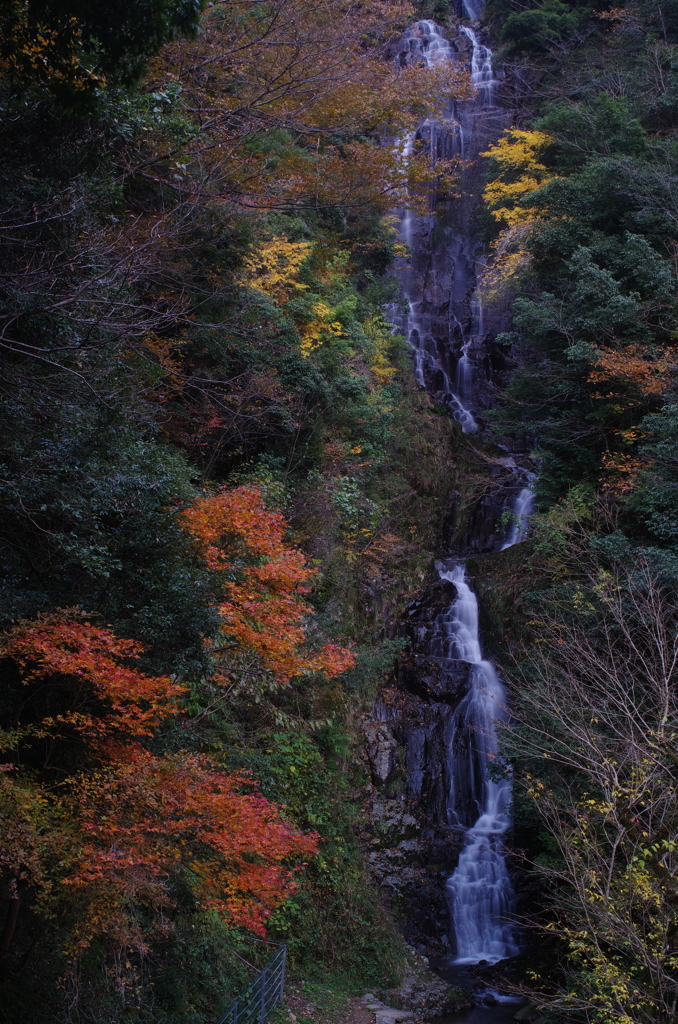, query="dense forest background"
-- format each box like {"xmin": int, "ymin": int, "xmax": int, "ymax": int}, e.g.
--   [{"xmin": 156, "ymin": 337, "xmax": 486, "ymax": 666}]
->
[
  {"xmin": 4, "ymin": 0, "xmax": 678, "ymax": 1022},
  {"xmin": 475, "ymin": 0, "xmax": 678, "ymax": 1020}
]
